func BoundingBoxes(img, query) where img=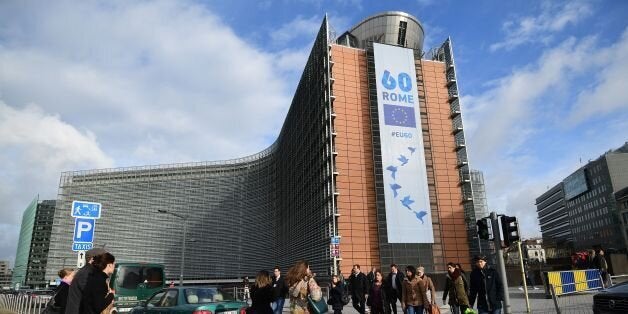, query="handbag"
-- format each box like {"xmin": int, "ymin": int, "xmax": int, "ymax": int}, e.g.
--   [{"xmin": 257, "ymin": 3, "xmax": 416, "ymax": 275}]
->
[
  {"xmin": 307, "ymin": 294, "xmax": 328, "ymax": 314},
  {"xmin": 429, "ymin": 305, "xmax": 441, "ymax": 314}
]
